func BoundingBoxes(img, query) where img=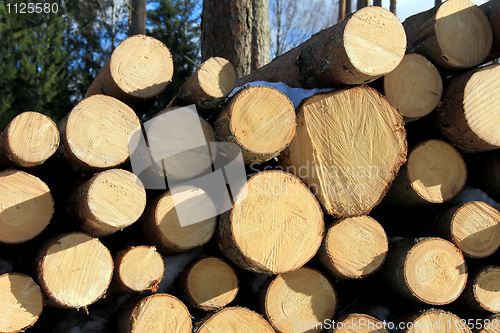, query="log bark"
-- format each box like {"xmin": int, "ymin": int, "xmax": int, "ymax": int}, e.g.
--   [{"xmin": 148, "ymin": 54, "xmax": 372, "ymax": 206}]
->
[
  {"xmin": 36, "ymin": 232, "xmax": 114, "ymax": 309},
  {"xmin": 316, "ymin": 216, "xmax": 388, "ymax": 280},
  {"xmin": 462, "ymin": 266, "xmax": 500, "ymax": 313},
  {"xmin": 68, "ymin": 169, "xmax": 146, "ymax": 237},
  {"xmin": 435, "ymin": 63, "xmax": 500, "ymax": 153},
  {"xmin": 214, "ymin": 86, "xmax": 296, "ymax": 164},
  {"xmin": 58, "ymin": 94, "xmax": 140, "ymax": 173},
  {"xmin": 216, "ymin": 170, "xmax": 324, "ymax": 274},
  {"xmin": 480, "ymin": 0, "xmax": 500, "ymax": 62},
  {"xmin": 382, "ymin": 140, "xmax": 467, "ymax": 206},
  {"xmin": 251, "ymin": 0, "xmax": 270, "ymax": 71},
  {"xmin": 195, "ymin": 307, "xmax": 275, "ymax": 333},
  {"xmin": 280, "ymin": 86, "xmax": 407, "ymax": 217},
  {"xmin": 381, "ymin": 53, "xmax": 442, "ymax": 122},
  {"xmin": 0, "ymin": 273, "xmax": 44, "ymax": 333},
  {"xmin": 466, "ymin": 150, "xmax": 500, "ymax": 203},
  {"xmin": 402, "ymin": 0, "xmax": 492, "ymax": 71},
  {"xmin": 329, "ymin": 314, "xmax": 390, "ymax": 333},
  {"xmin": 237, "ymin": 6, "xmax": 406, "ymax": 88},
  {"xmin": 399, "ymin": 309, "xmax": 471, "ymax": 333},
  {"xmin": 380, "ymin": 237, "xmax": 467, "ymax": 305},
  {"xmin": 0, "ymin": 169, "xmax": 53, "ymax": 244},
  {"xmin": 260, "ymin": 267, "xmax": 337, "ymax": 333},
  {"xmin": 178, "ymin": 256, "xmax": 238, "ymax": 311},
  {"xmin": 86, "ymin": 35, "xmax": 173, "ymax": 108},
  {"xmin": 0, "ymin": 111, "xmax": 59, "ymax": 169},
  {"xmin": 117, "ymin": 294, "xmax": 192, "ymax": 333}
]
